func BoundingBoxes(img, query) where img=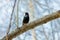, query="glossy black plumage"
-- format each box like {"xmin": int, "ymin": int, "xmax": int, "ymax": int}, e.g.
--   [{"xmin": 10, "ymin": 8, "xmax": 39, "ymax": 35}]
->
[{"xmin": 23, "ymin": 12, "xmax": 29, "ymax": 25}]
